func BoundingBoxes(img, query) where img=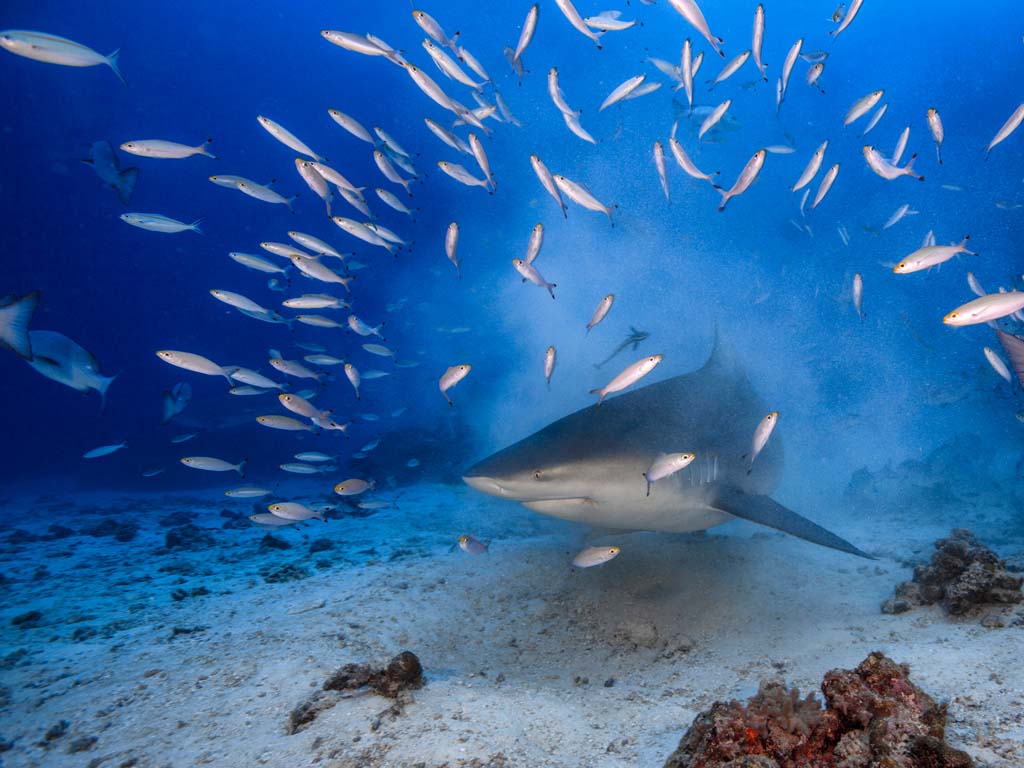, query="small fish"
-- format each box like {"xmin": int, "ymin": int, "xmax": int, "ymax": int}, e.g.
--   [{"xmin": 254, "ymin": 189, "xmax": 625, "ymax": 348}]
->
[
  {"xmin": 668, "ymin": 138, "xmax": 719, "ymax": 187},
  {"xmin": 181, "ymin": 456, "xmax": 246, "ymax": 476},
  {"xmin": 653, "ymin": 141, "xmax": 670, "ymax": 201},
  {"xmin": 334, "ymin": 478, "xmax": 375, "ymax": 495},
  {"xmin": 853, "ymin": 274, "xmax": 864, "ymax": 319},
  {"xmin": 156, "ymin": 350, "xmax": 229, "ymax": 381},
  {"xmin": 424, "ymin": 117, "xmax": 471, "ymax": 154},
  {"xmin": 229, "ymin": 252, "xmax": 287, "ymax": 274},
  {"xmin": 891, "ymin": 127, "xmax": 911, "ymax": 165},
  {"xmin": 745, "ymin": 411, "xmax": 778, "ymax": 471},
  {"xmin": 362, "ymin": 370, "xmax": 390, "ymax": 380},
  {"xmin": 236, "ymin": 180, "xmax": 296, "ymax": 211},
  {"xmin": 806, "ymin": 62, "xmax": 825, "ymax": 91},
  {"xmin": 792, "ymin": 141, "xmax": 828, "ymax": 192},
  {"xmin": 553, "ymin": 175, "xmax": 615, "ymax": 225},
  {"xmin": 600, "ymin": 75, "xmax": 646, "ymax": 111},
  {"xmin": 358, "ymin": 500, "xmax": 390, "ymax": 510},
  {"xmin": 225, "ymin": 487, "xmax": 271, "ymax": 498},
  {"xmin": 544, "ymin": 346, "xmax": 557, "ymax": 390},
  {"xmin": 668, "ymin": 0, "xmax": 725, "ymax": 58},
  {"xmin": 361, "ymin": 438, "xmax": 381, "ymax": 452},
  {"xmin": 595, "ymin": 327, "xmax": 649, "ymax": 369},
  {"xmin": 445, "ymin": 222, "xmax": 461, "ymax": 279},
  {"xmin": 530, "ymin": 154, "xmax": 568, "ymax": 218},
  {"xmin": 699, "ymin": 99, "xmax": 731, "ymax": 142},
  {"xmin": 249, "ymin": 513, "xmax": 297, "ymax": 528},
  {"xmin": 830, "ymin": 0, "xmax": 863, "ymax": 39},
  {"xmin": 643, "ymin": 452, "xmax": 697, "ymax": 496},
  {"xmin": 270, "ymin": 358, "xmax": 321, "ymax": 380},
  {"xmin": 228, "ymin": 367, "xmax": 283, "ymax": 390},
  {"xmin": 437, "ymin": 160, "xmax": 489, "ymax": 190},
  {"xmin": 983, "ymin": 347, "xmax": 1012, "ymax": 384},
  {"xmin": 894, "ymin": 237, "xmax": 975, "ymax": 274},
  {"xmin": 882, "ymin": 203, "xmax": 918, "ymax": 230},
  {"xmin": 709, "ymin": 51, "xmax": 750, "ymax": 89},
  {"xmin": 512, "ymin": 259, "xmax": 556, "ymax": 299},
  {"xmin": 572, "ymin": 545, "xmax": 621, "ymax": 568},
  {"xmin": 512, "ymin": 4, "xmax": 539, "ymax": 69},
  {"xmin": 718, "ymin": 149, "xmax": 766, "ymax": 212},
  {"xmin": 256, "ymin": 115, "xmax": 322, "ymax": 161},
  {"xmin": 348, "ymin": 315, "xmax": 384, "ymax": 339},
  {"xmin": 985, "ymin": 102, "xmax": 1024, "ymax": 157},
  {"xmin": 777, "ymin": 38, "xmax": 802, "ymax": 111},
  {"xmin": 0, "ymin": 30, "xmax": 124, "ymax": 83},
  {"xmin": 412, "ymin": 9, "xmax": 459, "ymax": 50},
  {"xmin": 587, "ymin": 294, "xmax": 614, "ymax": 333},
  {"xmin": 926, "ymin": 108, "xmax": 944, "ymax": 165},
  {"xmin": 525, "ymin": 223, "xmax": 544, "ymax": 265},
  {"xmin": 861, "ymin": 103, "xmax": 888, "ymax": 136},
  {"xmin": 810, "ymin": 163, "xmax": 839, "ymax": 210},
  {"xmin": 169, "ymin": 432, "xmax": 198, "ymax": 444},
  {"xmin": 141, "ymin": 468, "xmax": 164, "ymax": 478},
  {"xmin": 439, "ymin": 364, "xmax": 472, "ymax": 406},
  {"xmin": 591, "ymin": 355, "xmax": 663, "ymax": 407},
  {"xmin": 121, "ymin": 213, "xmax": 201, "ymax": 234},
  {"xmin": 943, "ymin": 293, "xmax": 1024, "ymax": 326},
  {"xmin": 278, "ymin": 392, "xmax": 320, "ymax": 419},
  {"xmin": 863, "ymin": 146, "xmax": 924, "ymax": 181},
  {"xmin": 120, "ymin": 139, "xmax": 215, "ymax": 159},
  {"xmin": 458, "ymin": 534, "xmax": 489, "ymax": 554},
  {"xmin": 257, "ymin": 415, "xmax": 314, "ymax": 432},
  {"xmin": 406, "ymin": 459, "xmax": 420, "ymax": 468},
  {"xmin": 268, "ymin": 502, "xmax": 325, "ymax": 522},
  {"xmin": 83, "ymin": 442, "xmax": 126, "ymax": 459},
  {"xmin": 967, "ymin": 272, "xmax": 986, "ymax": 297},
  {"xmin": 327, "ymin": 108, "xmax": 374, "ymax": 143},
  {"xmin": 284, "ymin": 294, "xmax": 347, "ymax": 310},
  {"xmin": 555, "ymin": 0, "xmax": 603, "ymax": 48},
  {"xmin": 844, "ymin": 89, "xmax": 884, "ymax": 126},
  {"xmin": 279, "ymin": 462, "xmax": 327, "ymax": 475}
]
